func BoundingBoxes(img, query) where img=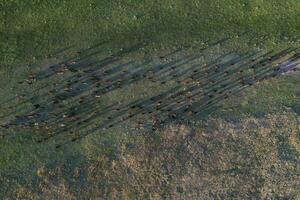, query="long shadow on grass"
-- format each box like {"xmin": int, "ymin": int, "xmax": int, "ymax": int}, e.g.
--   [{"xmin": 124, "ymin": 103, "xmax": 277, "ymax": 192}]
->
[
  {"xmin": 57, "ymin": 48, "xmax": 298, "ymax": 145},
  {"xmin": 1, "ymin": 39, "xmax": 299, "ymax": 147},
  {"xmin": 0, "ymin": 37, "xmax": 230, "ymax": 127},
  {"xmin": 42, "ymin": 49, "xmax": 300, "ymax": 147}
]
